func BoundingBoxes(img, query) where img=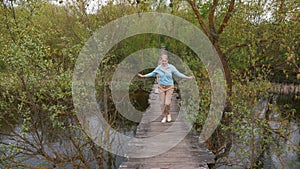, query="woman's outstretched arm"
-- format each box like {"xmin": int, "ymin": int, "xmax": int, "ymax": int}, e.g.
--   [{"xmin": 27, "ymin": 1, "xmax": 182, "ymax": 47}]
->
[
  {"xmin": 172, "ymin": 66, "xmax": 194, "ymax": 79},
  {"xmin": 138, "ymin": 71, "xmax": 156, "ymax": 78}
]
